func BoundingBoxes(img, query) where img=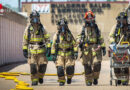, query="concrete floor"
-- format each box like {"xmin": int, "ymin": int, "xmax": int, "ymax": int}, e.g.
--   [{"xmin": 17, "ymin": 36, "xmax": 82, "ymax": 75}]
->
[{"xmin": 0, "ymin": 61, "xmax": 130, "ymax": 90}]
